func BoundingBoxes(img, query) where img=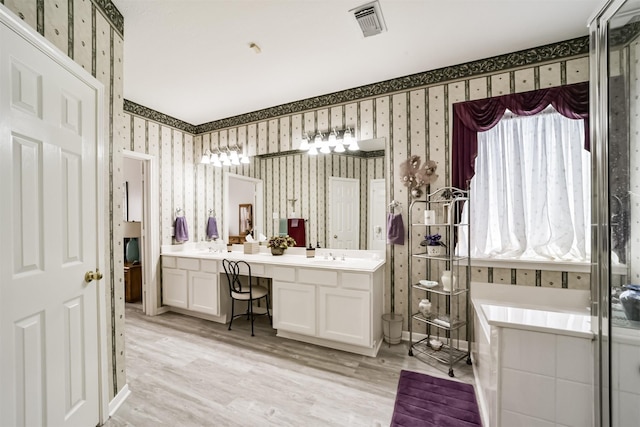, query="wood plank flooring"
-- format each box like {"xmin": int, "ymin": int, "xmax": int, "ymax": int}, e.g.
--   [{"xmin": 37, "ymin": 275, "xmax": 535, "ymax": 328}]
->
[{"xmin": 104, "ymin": 305, "xmax": 475, "ymax": 426}]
